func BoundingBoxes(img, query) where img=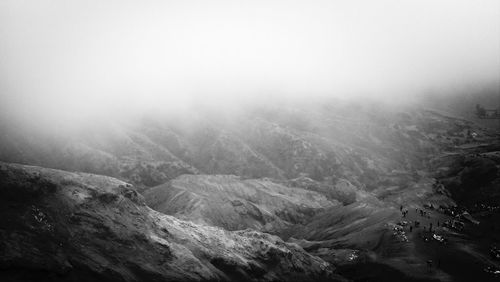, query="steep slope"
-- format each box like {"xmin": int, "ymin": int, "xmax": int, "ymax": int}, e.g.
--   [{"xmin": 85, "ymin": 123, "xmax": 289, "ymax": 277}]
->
[
  {"xmin": 285, "ymin": 199, "xmax": 400, "ymax": 251},
  {"xmin": 0, "ymin": 162, "xmax": 343, "ymax": 282},
  {"xmin": 0, "ymin": 121, "xmax": 199, "ymax": 188},
  {"xmin": 233, "ymin": 104, "xmax": 492, "ymax": 189},
  {"xmin": 144, "ymin": 175, "xmax": 337, "ymax": 233},
  {"xmin": 139, "ymin": 121, "xmax": 286, "ymax": 180},
  {"xmin": 1, "ymin": 100, "xmax": 493, "ymax": 197}
]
